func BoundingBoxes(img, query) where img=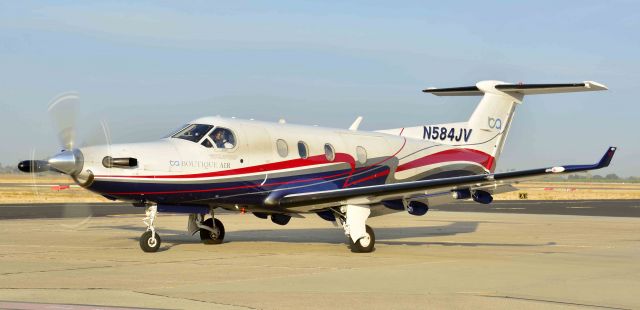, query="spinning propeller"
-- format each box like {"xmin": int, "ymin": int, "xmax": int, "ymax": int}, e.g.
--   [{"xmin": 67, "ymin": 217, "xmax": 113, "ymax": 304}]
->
[
  {"xmin": 18, "ymin": 92, "xmax": 84, "ymax": 176},
  {"xmin": 17, "ymin": 92, "xmax": 112, "ymax": 227}
]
